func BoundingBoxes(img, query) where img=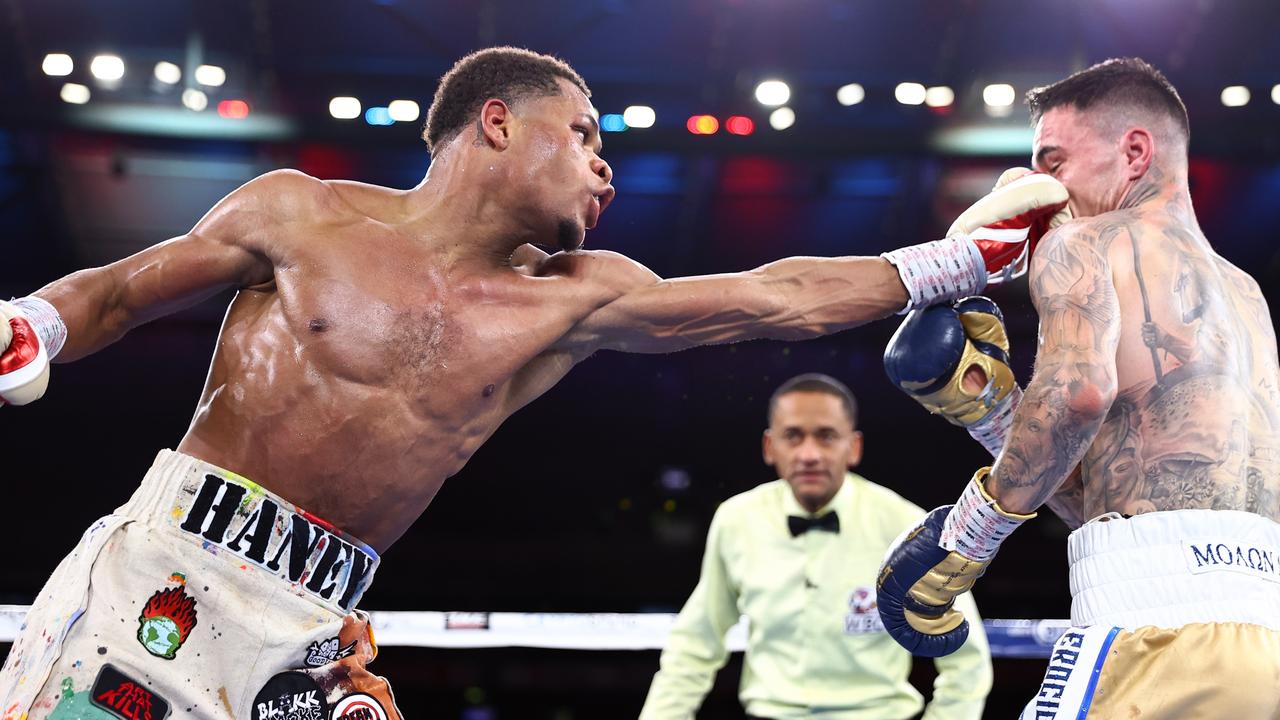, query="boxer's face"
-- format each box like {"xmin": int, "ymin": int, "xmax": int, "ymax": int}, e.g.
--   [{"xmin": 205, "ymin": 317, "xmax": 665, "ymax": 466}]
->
[
  {"xmin": 496, "ymin": 80, "xmax": 614, "ymax": 251},
  {"xmin": 1032, "ymin": 106, "xmax": 1131, "ymax": 218},
  {"xmin": 764, "ymin": 392, "xmax": 863, "ymax": 512}
]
